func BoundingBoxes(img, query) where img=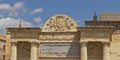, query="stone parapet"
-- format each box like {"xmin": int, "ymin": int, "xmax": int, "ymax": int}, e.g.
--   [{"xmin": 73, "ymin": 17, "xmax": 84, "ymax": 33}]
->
[{"xmin": 85, "ymin": 21, "xmax": 120, "ymax": 27}]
